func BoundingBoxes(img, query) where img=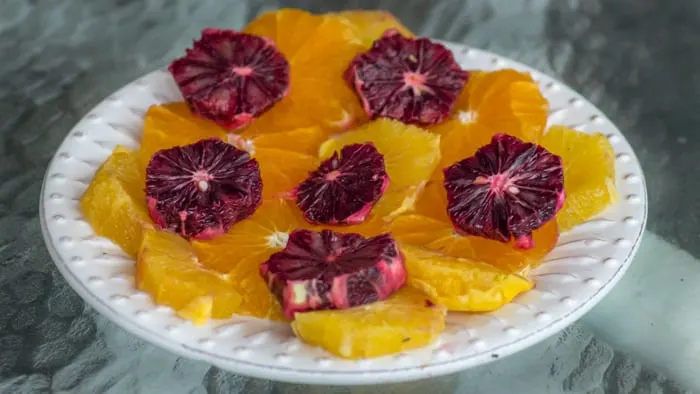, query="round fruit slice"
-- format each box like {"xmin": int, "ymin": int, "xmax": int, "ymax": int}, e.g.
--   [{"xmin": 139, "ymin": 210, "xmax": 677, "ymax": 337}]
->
[
  {"xmin": 295, "ymin": 143, "xmax": 389, "ymax": 224},
  {"xmin": 169, "ymin": 29, "xmax": 290, "ymax": 130},
  {"xmin": 243, "ymin": 9, "xmax": 366, "ymax": 133},
  {"xmin": 432, "ymin": 69, "xmax": 549, "ymax": 173},
  {"xmin": 139, "ymin": 103, "xmax": 325, "ymax": 164},
  {"xmin": 541, "ymin": 126, "xmax": 618, "ymax": 231},
  {"xmin": 80, "ymin": 146, "xmax": 153, "ymax": 257},
  {"xmin": 444, "ymin": 134, "xmax": 564, "ymax": 248},
  {"xmin": 391, "ymin": 213, "xmax": 559, "ymax": 275},
  {"xmin": 400, "ymin": 244, "xmax": 533, "ymax": 311},
  {"xmin": 318, "ymin": 118, "xmax": 441, "ymax": 219},
  {"xmin": 345, "ymin": 30, "xmax": 469, "ymax": 126},
  {"xmin": 145, "ymin": 139, "xmax": 262, "ymax": 240},
  {"xmin": 136, "ymin": 229, "xmax": 242, "ymax": 323},
  {"xmin": 332, "ymin": 10, "xmax": 414, "ymax": 47},
  {"xmin": 260, "ymin": 229, "xmax": 407, "ymax": 319},
  {"xmin": 193, "ymin": 199, "xmax": 312, "ymax": 320},
  {"xmin": 291, "ymin": 287, "xmax": 445, "ymax": 359}
]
